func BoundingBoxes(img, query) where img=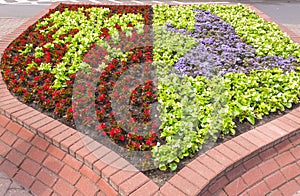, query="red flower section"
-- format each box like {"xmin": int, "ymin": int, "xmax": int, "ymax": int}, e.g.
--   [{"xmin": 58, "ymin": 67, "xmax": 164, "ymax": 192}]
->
[
  {"xmin": 81, "ymin": 47, "xmax": 158, "ymax": 150},
  {"xmin": 129, "ymin": 80, "xmax": 157, "ymax": 122},
  {"xmin": 0, "ymin": 4, "xmax": 160, "ymax": 152}
]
